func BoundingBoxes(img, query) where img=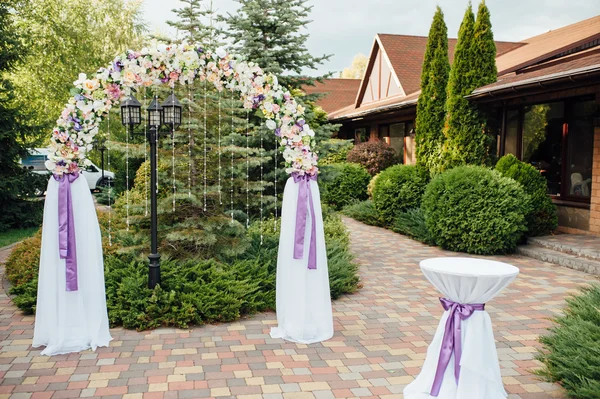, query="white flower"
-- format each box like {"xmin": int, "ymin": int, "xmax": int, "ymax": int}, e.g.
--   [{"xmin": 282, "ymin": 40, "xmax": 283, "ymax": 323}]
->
[
  {"xmin": 73, "ymin": 73, "xmax": 87, "ymax": 87},
  {"xmin": 92, "ymin": 100, "xmax": 105, "ymax": 112},
  {"xmin": 76, "ymin": 100, "xmax": 93, "ymax": 114},
  {"xmin": 83, "ymin": 159, "xmax": 92, "ymax": 167},
  {"xmin": 45, "ymin": 160, "xmax": 56, "ymax": 171},
  {"xmin": 263, "ymin": 102, "xmax": 273, "ymax": 112},
  {"xmin": 216, "ymin": 47, "xmax": 227, "ymax": 59},
  {"xmin": 265, "ymin": 119, "xmax": 277, "ymax": 130},
  {"xmin": 303, "ymin": 124, "xmax": 315, "ymax": 137}
]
